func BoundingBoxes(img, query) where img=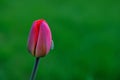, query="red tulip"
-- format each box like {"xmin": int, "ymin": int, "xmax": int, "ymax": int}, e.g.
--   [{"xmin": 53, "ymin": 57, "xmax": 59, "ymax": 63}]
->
[{"xmin": 27, "ymin": 19, "xmax": 53, "ymax": 57}]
